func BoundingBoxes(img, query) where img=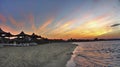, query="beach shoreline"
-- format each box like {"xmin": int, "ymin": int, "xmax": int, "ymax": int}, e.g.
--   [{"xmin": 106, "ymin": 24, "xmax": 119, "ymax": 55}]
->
[{"xmin": 0, "ymin": 42, "xmax": 76, "ymax": 67}]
